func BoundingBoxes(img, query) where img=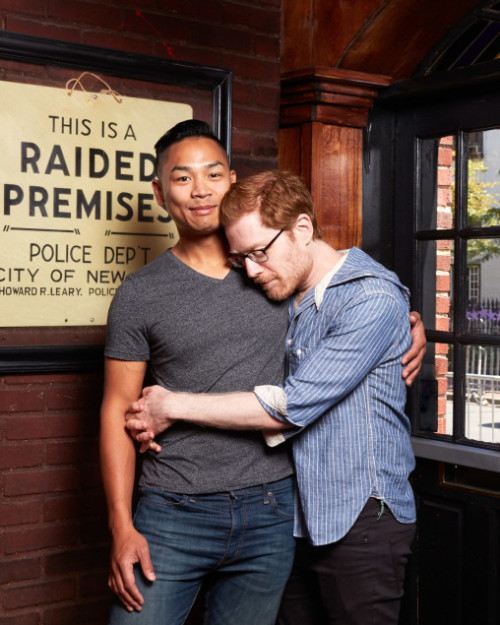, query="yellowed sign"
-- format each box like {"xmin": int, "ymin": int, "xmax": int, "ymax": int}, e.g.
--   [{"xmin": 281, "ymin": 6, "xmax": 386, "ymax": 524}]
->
[{"xmin": 0, "ymin": 79, "xmax": 191, "ymax": 326}]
